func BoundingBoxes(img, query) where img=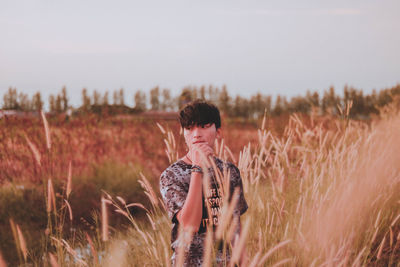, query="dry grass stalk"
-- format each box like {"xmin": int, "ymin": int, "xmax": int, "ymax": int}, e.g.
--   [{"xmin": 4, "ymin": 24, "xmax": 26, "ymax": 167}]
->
[
  {"xmin": 9, "ymin": 219, "xmax": 20, "ymax": 258},
  {"xmin": 271, "ymin": 258, "xmax": 292, "ymax": 267},
  {"xmin": 376, "ymin": 235, "xmax": 386, "ymax": 260},
  {"xmin": 156, "ymin": 122, "xmax": 166, "ymax": 134},
  {"xmin": 64, "ymin": 199, "xmax": 73, "ymax": 221},
  {"xmin": 158, "ymin": 124, "xmax": 179, "ymax": 164},
  {"xmin": 16, "ymin": 225, "xmax": 28, "ymax": 262},
  {"xmin": 48, "ymin": 253, "xmax": 60, "ymax": 267},
  {"xmin": 47, "ymin": 179, "xmax": 56, "ymax": 213},
  {"xmin": 297, "ymin": 115, "xmax": 400, "ymax": 264},
  {"xmin": 40, "ymin": 110, "xmax": 51, "ymax": 150},
  {"xmin": 160, "ymin": 235, "xmax": 172, "ymax": 267},
  {"xmin": 139, "ymin": 173, "xmax": 159, "ymax": 207},
  {"xmin": 24, "ymin": 134, "xmax": 41, "ymax": 166},
  {"xmin": 116, "ymin": 196, "xmax": 126, "ymax": 206},
  {"xmin": 215, "ymin": 188, "xmax": 239, "ymax": 240},
  {"xmin": 66, "ymin": 161, "xmax": 72, "ymax": 198},
  {"xmin": 125, "ymin": 202, "xmax": 150, "ymax": 213},
  {"xmin": 51, "ymin": 238, "xmax": 88, "ymax": 266},
  {"xmin": 351, "ymin": 247, "xmax": 366, "ymax": 267},
  {"xmin": 230, "ymin": 218, "xmax": 250, "ymax": 265},
  {"xmin": 0, "ymin": 250, "xmax": 7, "ymax": 267},
  {"xmin": 101, "ymin": 196, "xmax": 109, "ymax": 242},
  {"xmin": 257, "ymin": 239, "xmax": 292, "ymax": 266},
  {"xmin": 202, "ymin": 227, "xmax": 213, "ymax": 267},
  {"xmin": 247, "ymin": 251, "xmax": 261, "ymax": 267},
  {"xmin": 85, "ymin": 233, "xmax": 98, "ymax": 266},
  {"xmin": 114, "ymin": 209, "xmax": 130, "ymax": 219}
]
